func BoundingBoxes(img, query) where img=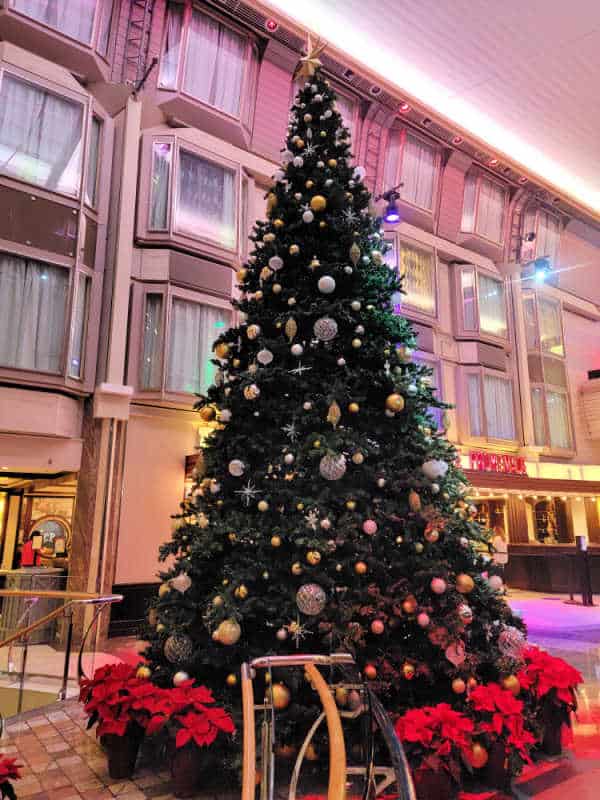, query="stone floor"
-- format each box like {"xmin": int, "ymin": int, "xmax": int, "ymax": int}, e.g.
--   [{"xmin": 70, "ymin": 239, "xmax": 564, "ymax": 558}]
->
[{"xmin": 0, "ymin": 591, "xmax": 599, "ymax": 799}]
